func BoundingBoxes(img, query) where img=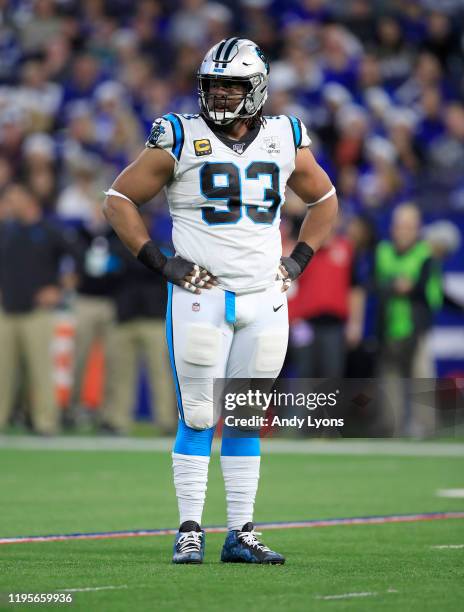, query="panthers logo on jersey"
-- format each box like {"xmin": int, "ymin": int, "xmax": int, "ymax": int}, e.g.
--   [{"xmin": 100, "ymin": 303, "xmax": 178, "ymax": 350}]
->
[{"xmin": 146, "ymin": 121, "xmax": 166, "ymax": 148}]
